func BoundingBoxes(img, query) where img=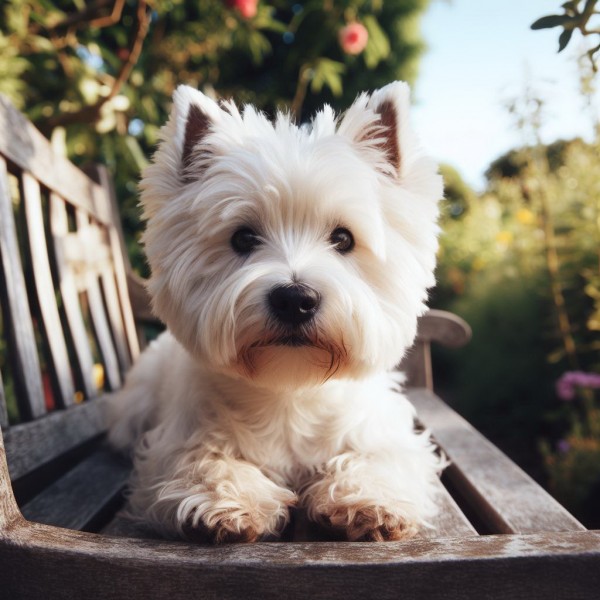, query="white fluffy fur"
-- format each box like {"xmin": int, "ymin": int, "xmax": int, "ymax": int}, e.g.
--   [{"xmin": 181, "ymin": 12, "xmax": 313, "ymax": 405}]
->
[{"xmin": 108, "ymin": 81, "xmax": 445, "ymax": 542}]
